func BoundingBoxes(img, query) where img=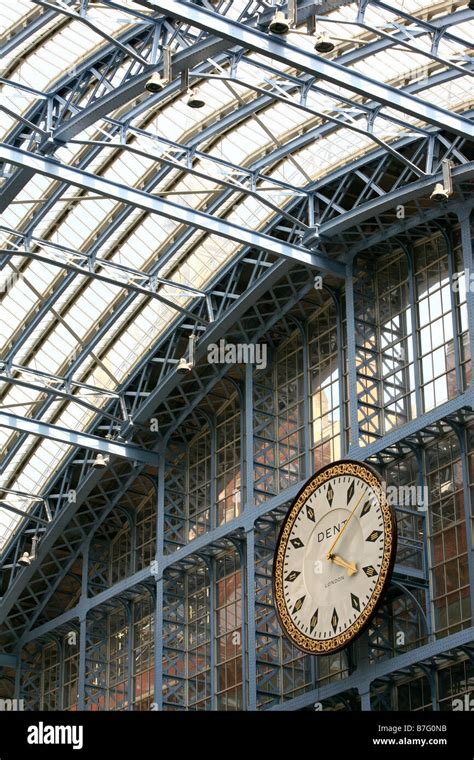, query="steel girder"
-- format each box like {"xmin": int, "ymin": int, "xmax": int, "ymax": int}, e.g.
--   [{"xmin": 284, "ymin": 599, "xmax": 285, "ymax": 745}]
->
[
  {"xmin": 0, "ymin": 654, "xmax": 16, "ymax": 669},
  {"xmin": 0, "ymin": 5, "xmax": 470, "ymax": 216},
  {"xmin": 0, "ymin": 3, "xmax": 68, "ymax": 58},
  {"xmin": 0, "ymin": 145, "xmax": 345, "ymax": 274},
  {"xmin": 0, "ymin": 411, "xmax": 157, "ymax": 465},
  {"xmin": 269, "ymin": 626, "xmax": 474, "ymax": 711},
  {"xmin": 0, "ymin": 502, "xmax": 50, "ymax": 529},
  {"xmin": 140, "ymin": 0, "xmax": 474, "ymax": 138},
  {"xmin": 0, "ymin": 363, "xmax": 127, "ymax": 427},
  {"xmin": 0, "ymin": 460, "xmax": 145, "ymax": 646},
  {"xmin": 2, "ymin": 240, "xmax": 472, "ymax": 644},
  {"xmin": 0, "ymin": 153, "xmax": 466, "ymax": 560},
  {"xmin": 1, "ymin": 13, "xmax": 469, "ymax": 400},
  {"xmin": 0, "ymin": 229, "xmax": 209, "ymax": 322},
  {"xmin": 30, "ymin": 0, "xmax": 151, "ymax": 67}
]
